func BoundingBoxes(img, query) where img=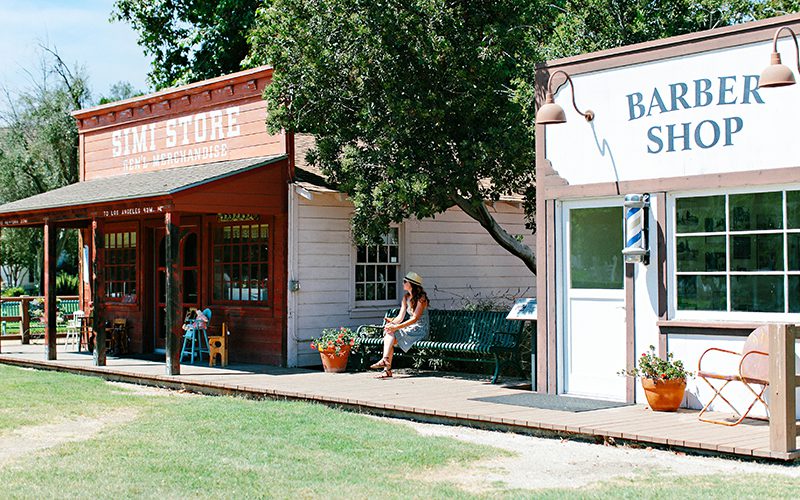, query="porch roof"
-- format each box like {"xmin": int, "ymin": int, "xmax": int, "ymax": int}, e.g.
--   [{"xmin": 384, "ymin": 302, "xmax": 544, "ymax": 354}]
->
[{"xmin": 0, "ymin": 154, "xmax": 286, "ymax": 217}]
